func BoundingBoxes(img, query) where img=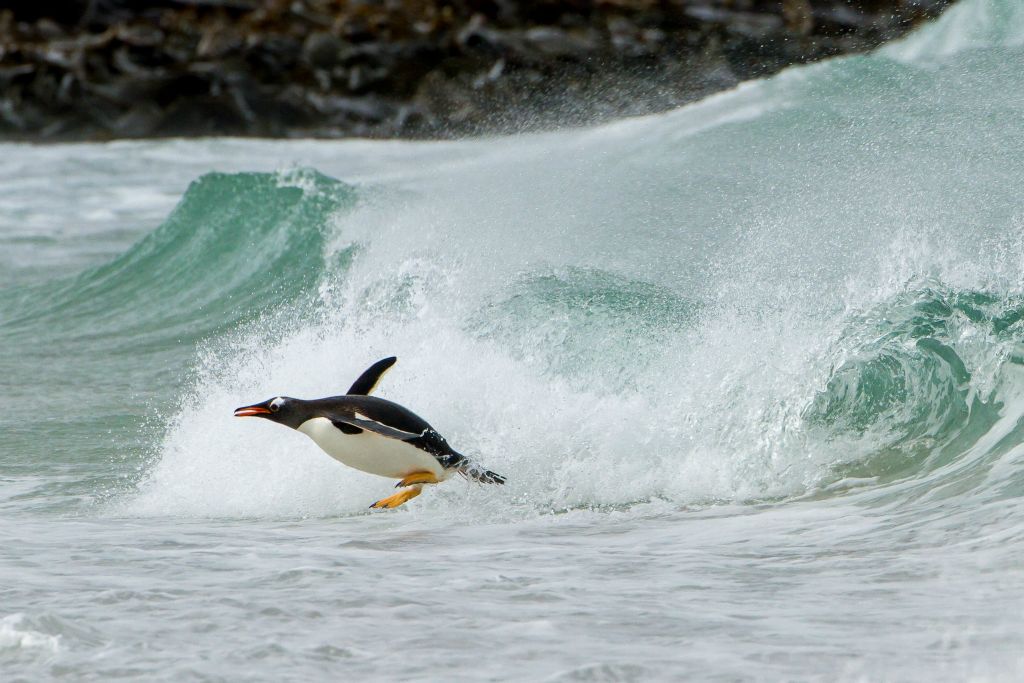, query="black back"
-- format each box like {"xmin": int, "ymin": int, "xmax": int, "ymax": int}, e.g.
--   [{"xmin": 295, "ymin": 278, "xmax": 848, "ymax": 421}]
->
[{"xmin": 312, "ymin": 394, "xmax": 433, "ymax": 435}]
